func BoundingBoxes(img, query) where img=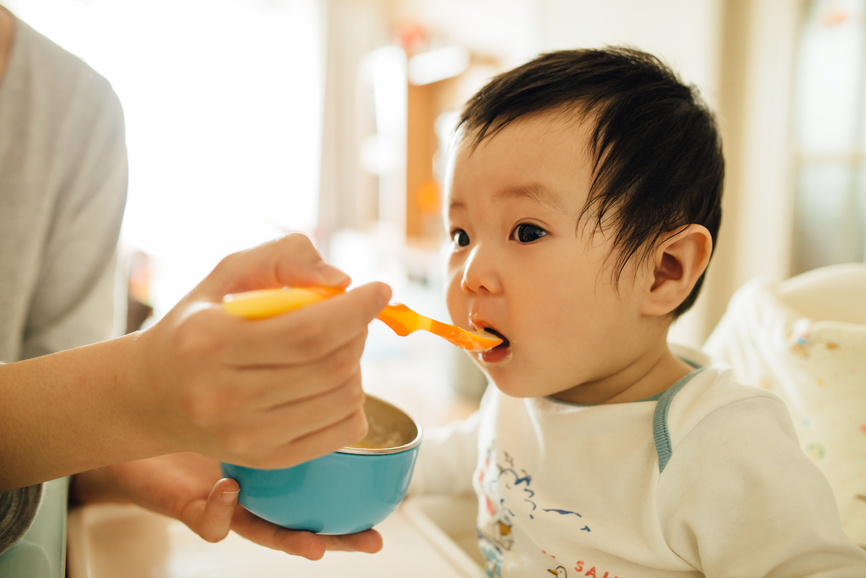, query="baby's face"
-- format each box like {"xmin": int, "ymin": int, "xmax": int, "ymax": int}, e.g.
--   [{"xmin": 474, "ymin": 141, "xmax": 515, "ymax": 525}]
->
[{"xmin": 444, "ymin": 113, "xmax": 650, "ymax": 402}]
